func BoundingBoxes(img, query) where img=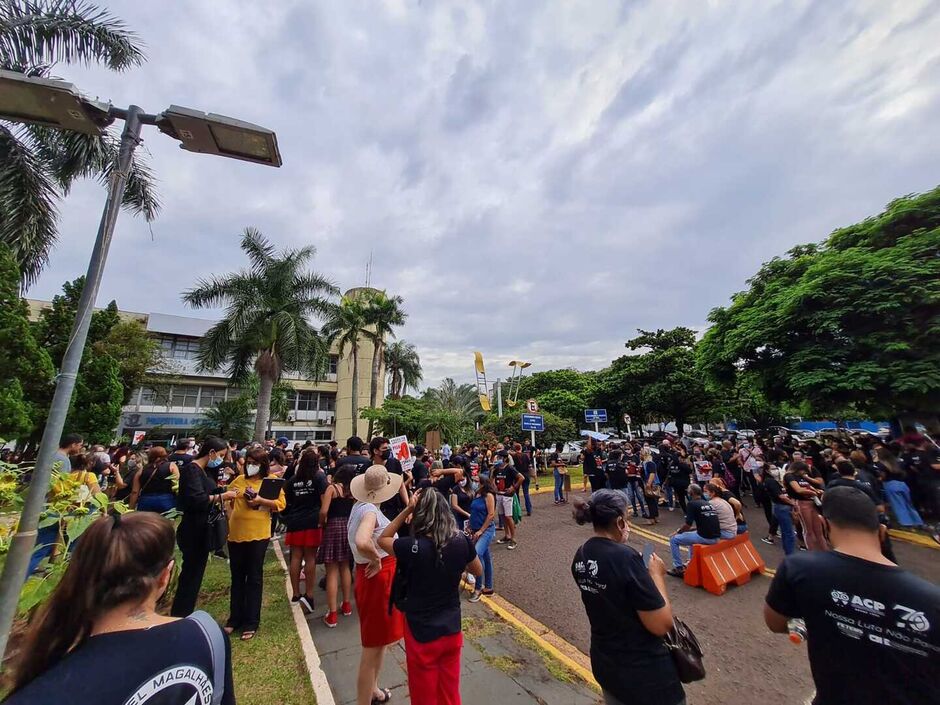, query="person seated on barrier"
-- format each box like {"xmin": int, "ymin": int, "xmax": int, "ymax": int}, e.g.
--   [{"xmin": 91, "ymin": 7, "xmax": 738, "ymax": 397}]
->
[
  {"xmin": 667, "ymin": 484, "xmax": 721, "ymax": 578},
  {"xmin": 704, "ymin": 481, "xmax": 740, "ymax": 539}
]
